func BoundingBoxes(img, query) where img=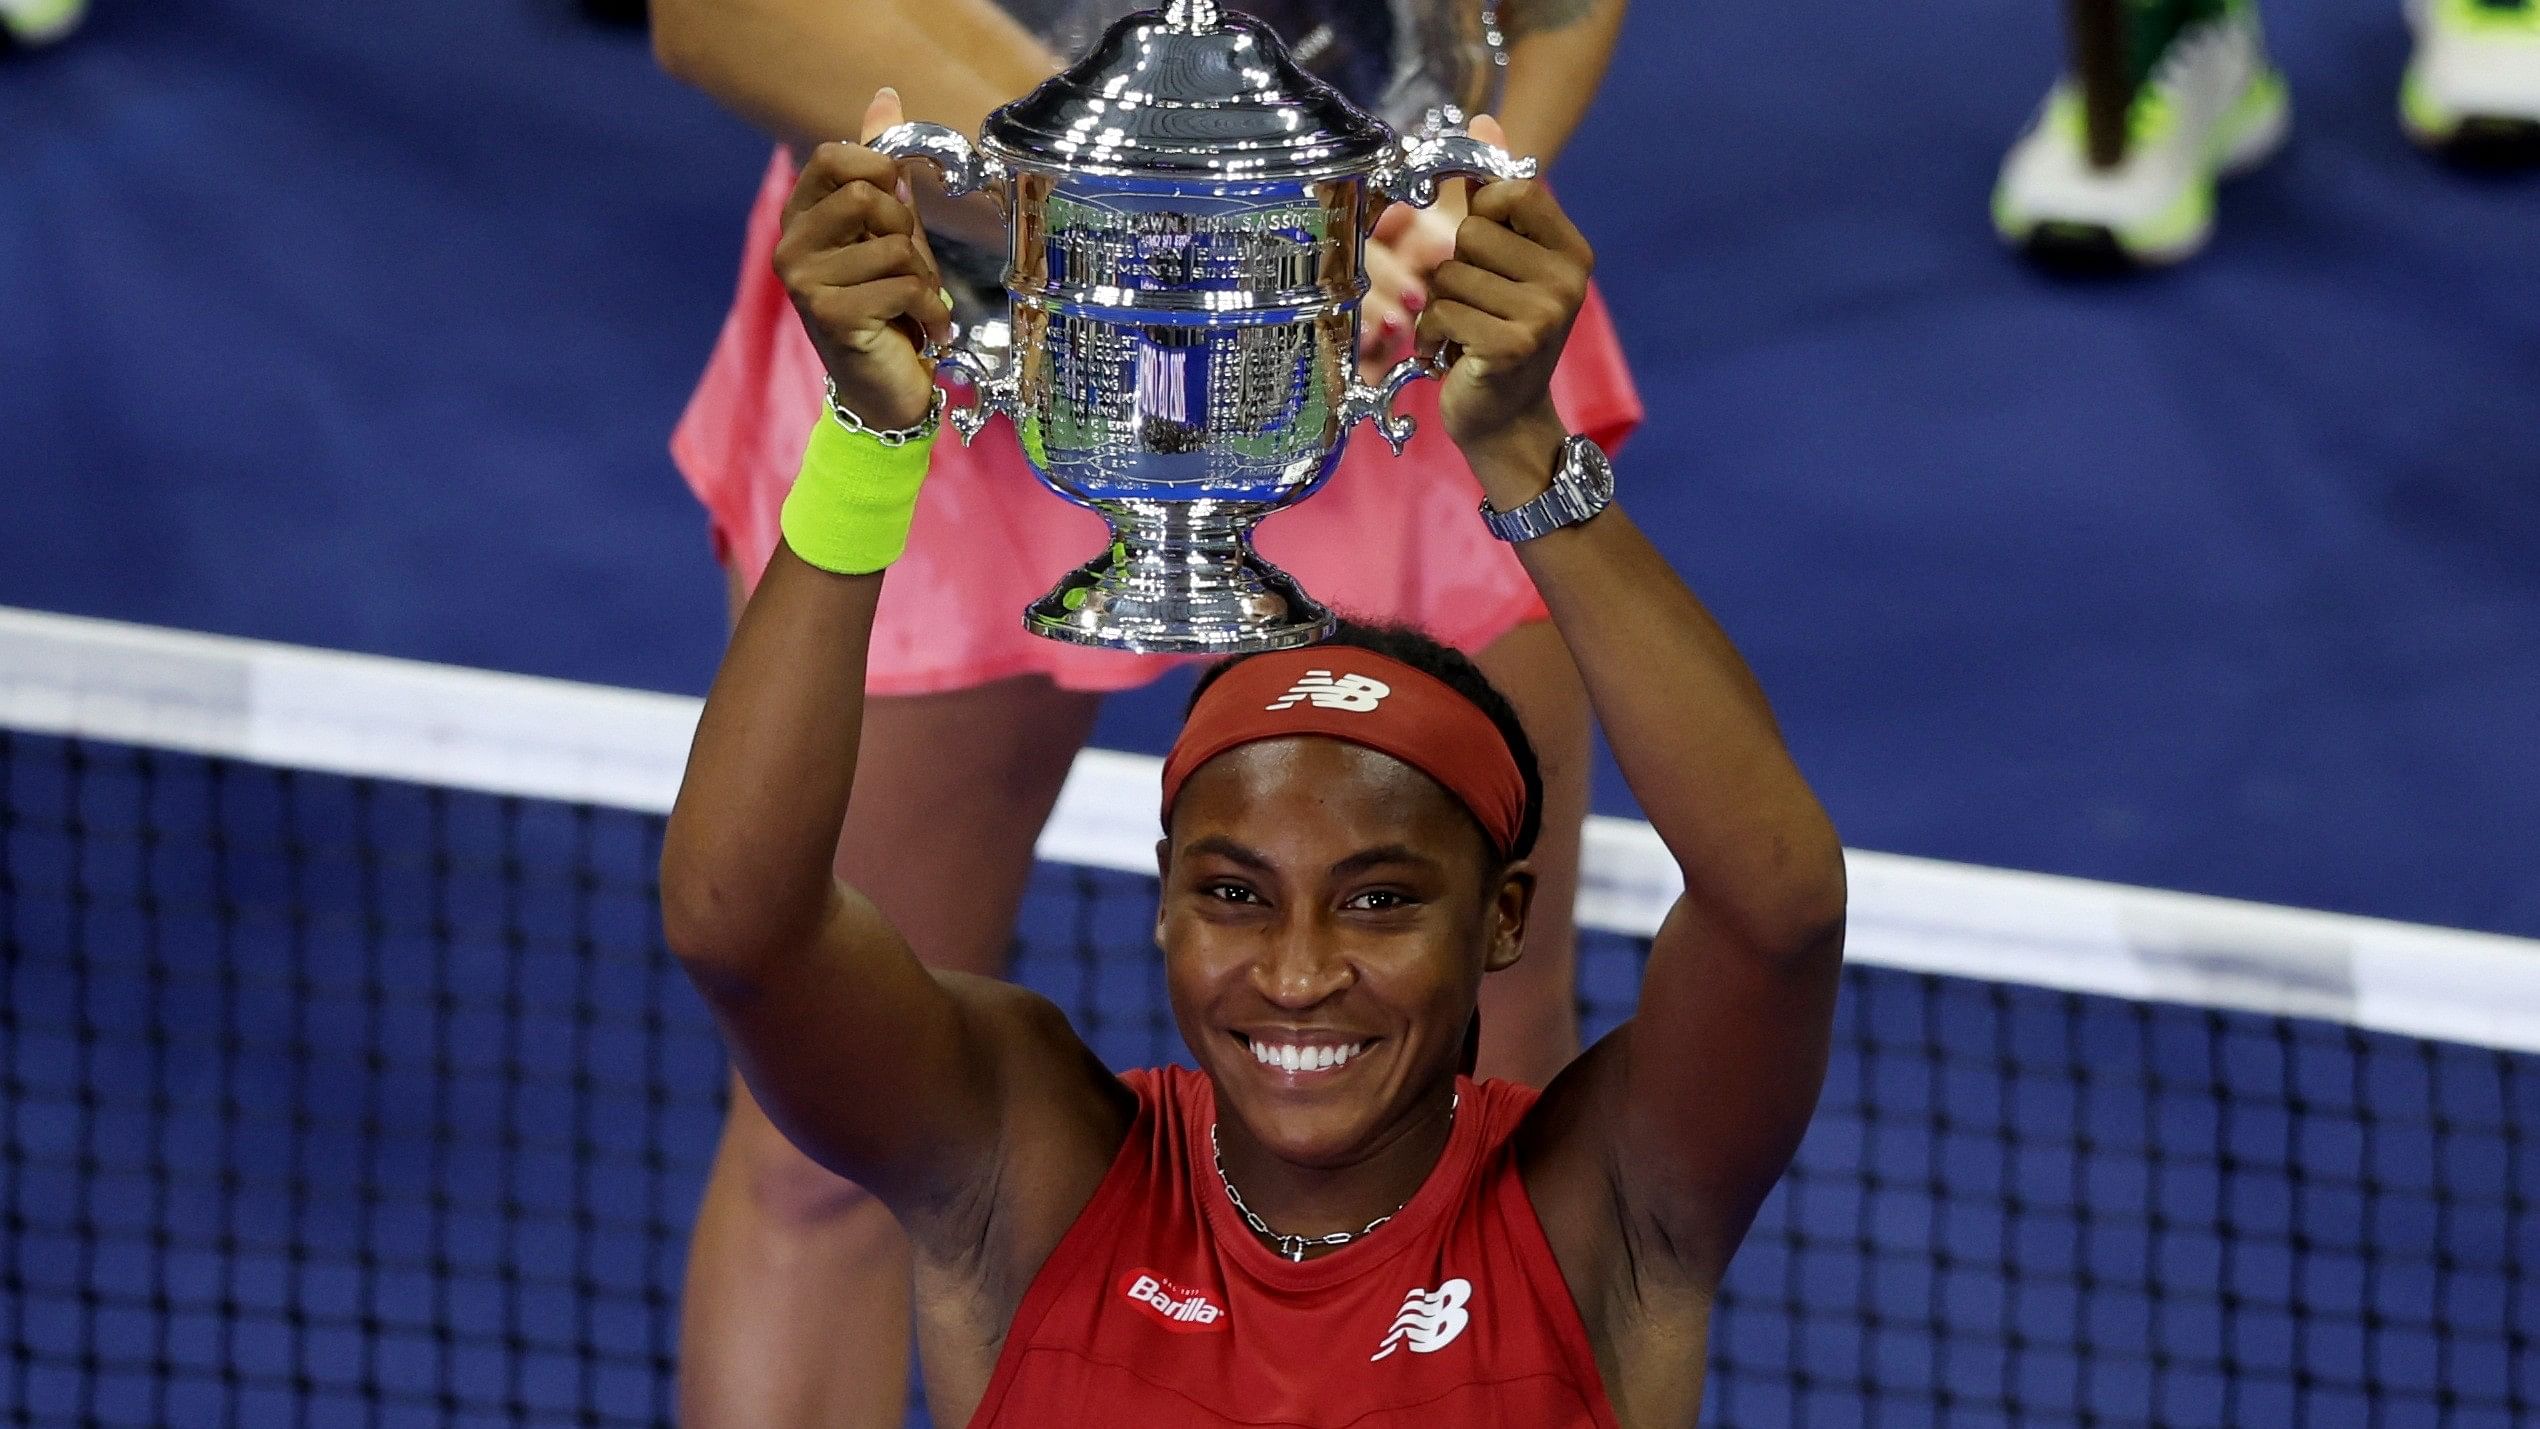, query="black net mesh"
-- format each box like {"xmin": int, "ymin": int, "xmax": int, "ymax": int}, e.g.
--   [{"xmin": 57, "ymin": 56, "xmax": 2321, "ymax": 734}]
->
[{"xmin": 4, "ymin": 730, "xmax": 2534, "ymax": 1427}]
